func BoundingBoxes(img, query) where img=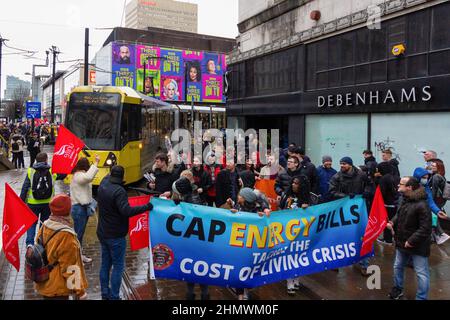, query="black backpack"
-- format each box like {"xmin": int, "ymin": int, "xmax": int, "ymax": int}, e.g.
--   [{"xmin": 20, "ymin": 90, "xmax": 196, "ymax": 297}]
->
[
  {"xmin": 25, "ymin": 226, "xmax": 70, "ymax": 283},
  {"xmin": 11, "ymin": 141, "xmax": 19, "ymax": 151},
  {"xmin": 31, "ymin": 169, "xmax": 53, "ymax": 200}
]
